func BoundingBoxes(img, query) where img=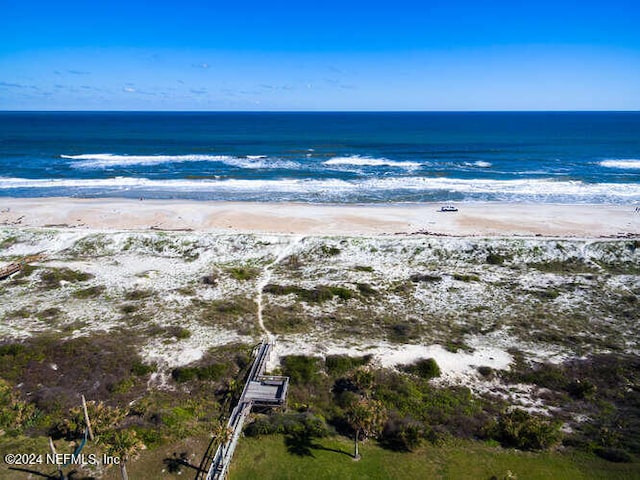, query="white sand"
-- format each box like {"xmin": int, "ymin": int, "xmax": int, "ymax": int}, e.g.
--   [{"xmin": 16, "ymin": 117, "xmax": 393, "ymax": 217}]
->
[
  {"xmin": 269, "ymin": 337, "xmax": 512, "ymax": 385},
  {"xmin": 2, "ymin": 199, "xmax": 638, "ymax": 394},
  {"xmin": 1, "ymin": 197, "xmax": 639, "ymax": 236}
]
